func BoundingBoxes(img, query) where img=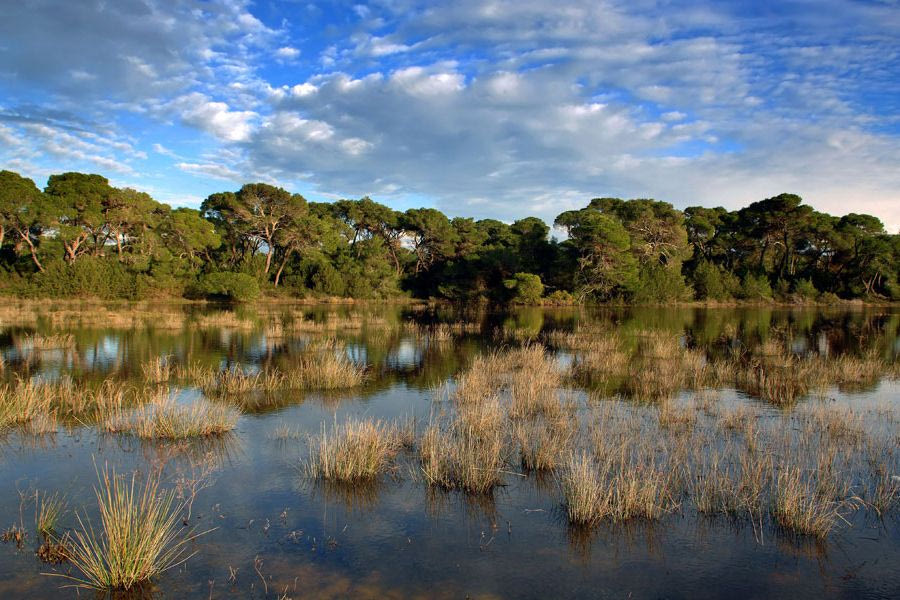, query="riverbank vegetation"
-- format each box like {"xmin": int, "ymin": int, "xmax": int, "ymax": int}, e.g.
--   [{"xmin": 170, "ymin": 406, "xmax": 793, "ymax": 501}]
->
[{"xmin": 1, "ymin": 170, "xmax": 898, "ymax": 304}]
